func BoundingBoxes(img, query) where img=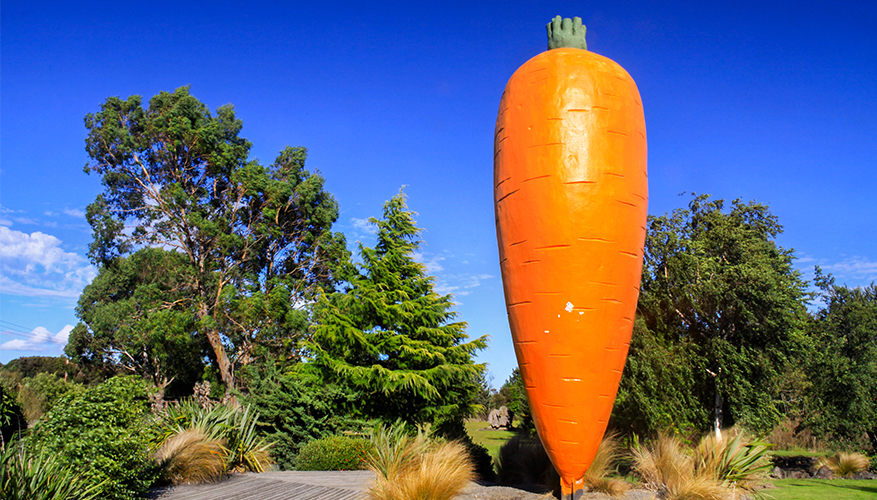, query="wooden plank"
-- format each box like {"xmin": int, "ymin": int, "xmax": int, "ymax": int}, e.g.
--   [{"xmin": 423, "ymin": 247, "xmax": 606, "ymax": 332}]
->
[{"xmin": 149, "ymin": 472, "xmax": 370, "ymax": 500}]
